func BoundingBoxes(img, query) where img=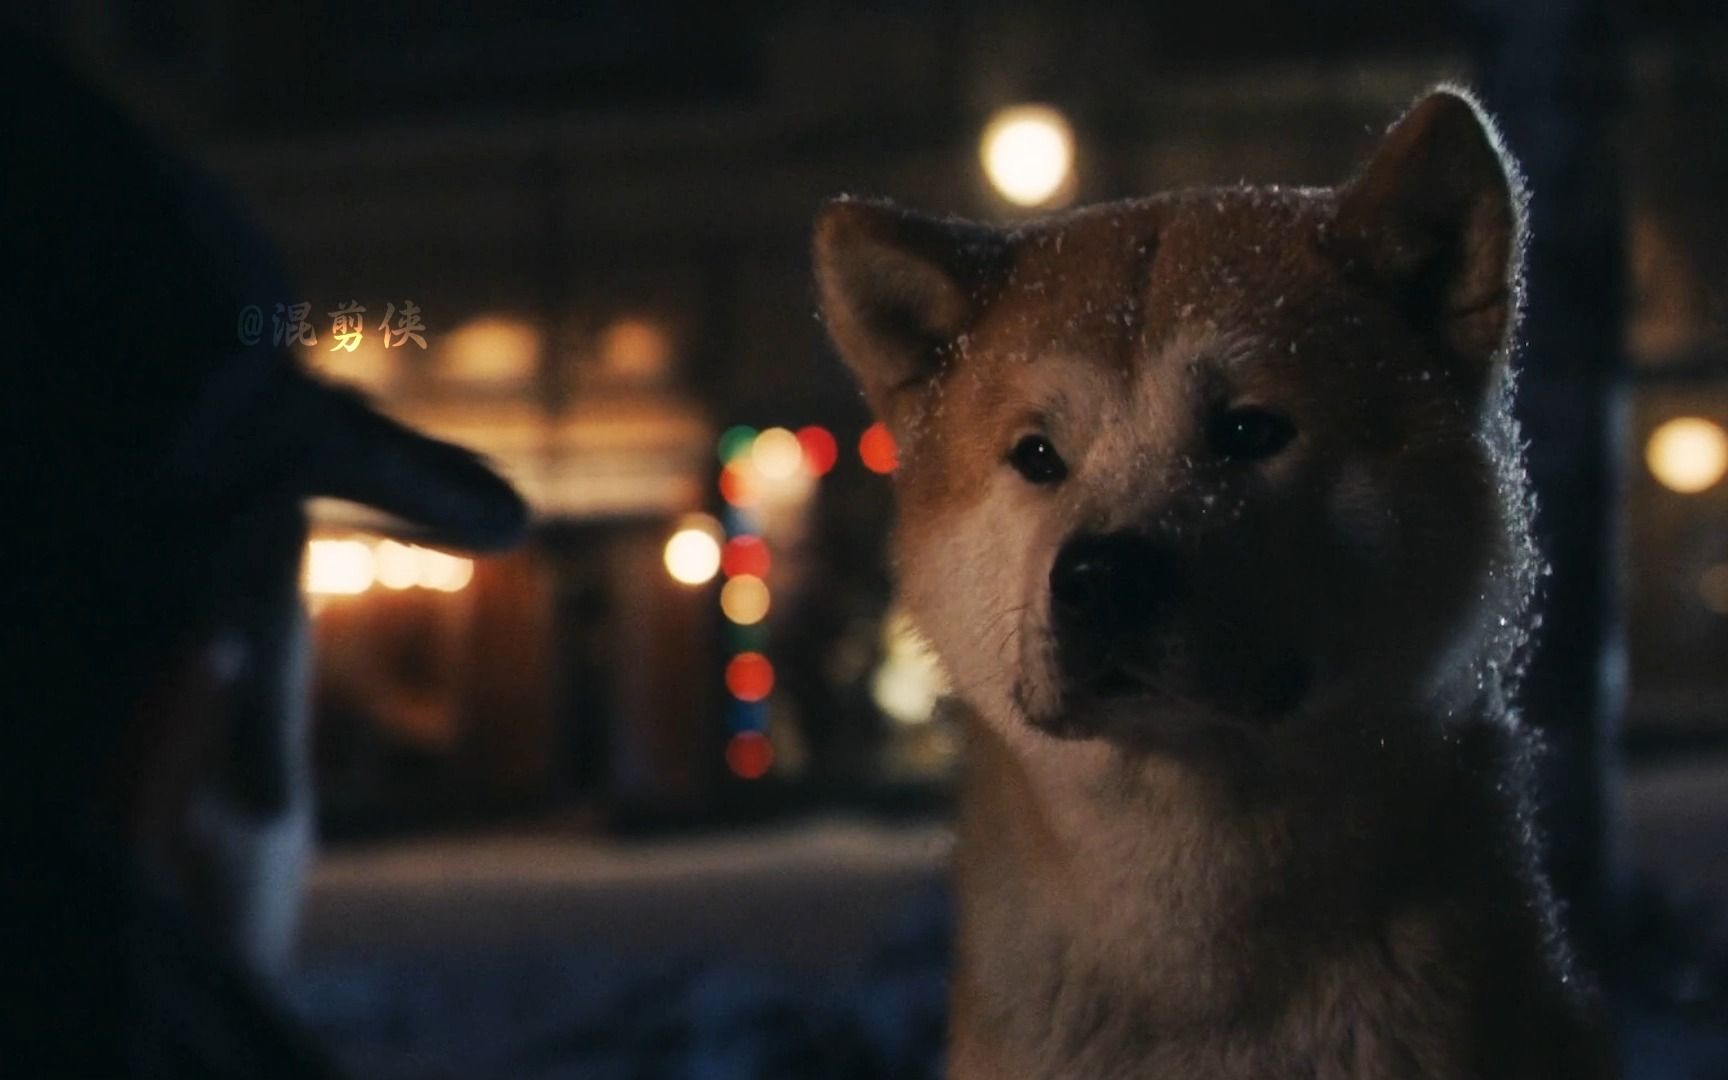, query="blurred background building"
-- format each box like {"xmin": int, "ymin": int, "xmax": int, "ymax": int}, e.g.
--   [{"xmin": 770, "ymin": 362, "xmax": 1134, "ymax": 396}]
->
[
  {"xmin": 10, "ymin": 2, "xmax": 1728, "ymax": 1072},
  {"xmin": 18, "ymin": 0, "xmax": 1728, "ymax": 830}
]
